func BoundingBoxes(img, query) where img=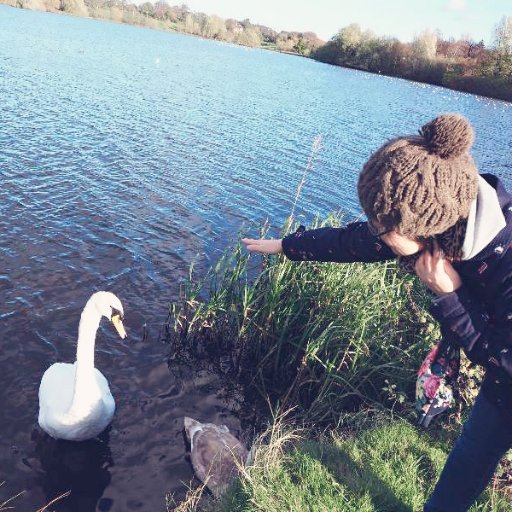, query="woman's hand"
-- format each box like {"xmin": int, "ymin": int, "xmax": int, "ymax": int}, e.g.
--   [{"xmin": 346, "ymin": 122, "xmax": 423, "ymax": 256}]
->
[
  {"xmin": 241, "ymin": 238, "xmax": 283, "ymax": 255},
  {"xmin": 415, "ymin": 242, "xmax": 462, "ymax": 296}
]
